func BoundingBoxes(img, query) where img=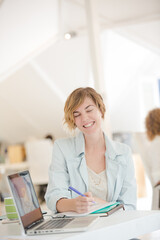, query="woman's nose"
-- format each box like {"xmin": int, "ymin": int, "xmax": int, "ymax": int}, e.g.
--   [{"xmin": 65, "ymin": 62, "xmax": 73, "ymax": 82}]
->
[{"xmin": 81, "ymin": 112, "xmax": 88, "ymax": 122}]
